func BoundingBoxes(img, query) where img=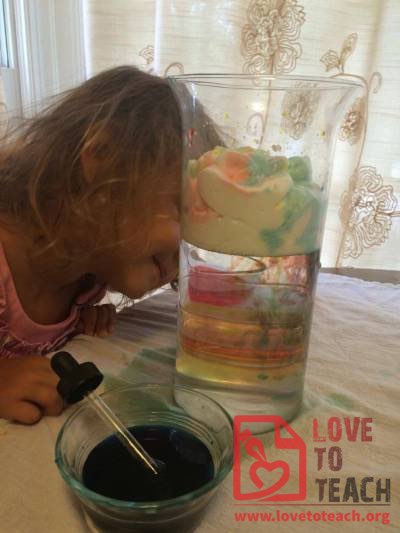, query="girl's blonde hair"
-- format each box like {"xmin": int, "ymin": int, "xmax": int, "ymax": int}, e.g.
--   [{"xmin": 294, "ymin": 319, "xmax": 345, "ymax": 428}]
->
[{"xmin": 0, "ymin": 66, "xmax": 184, "ymax": 262}]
